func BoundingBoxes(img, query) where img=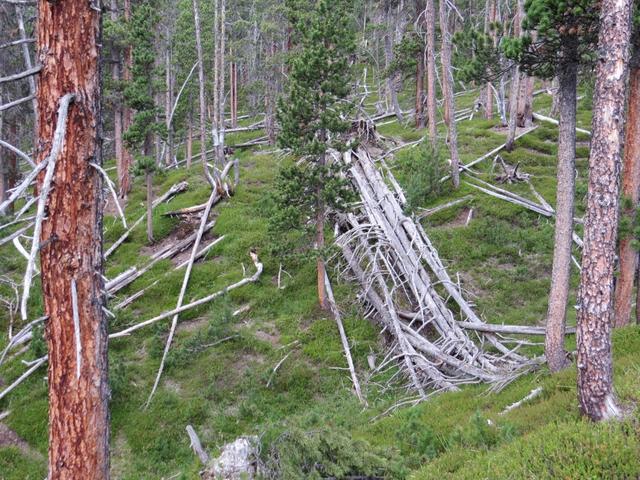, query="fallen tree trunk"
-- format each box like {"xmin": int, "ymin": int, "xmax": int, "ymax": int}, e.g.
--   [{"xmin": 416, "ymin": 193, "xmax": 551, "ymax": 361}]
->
[{"xmin": 335, "ymin": 147, "xmax": 537, "ymax": 394}]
